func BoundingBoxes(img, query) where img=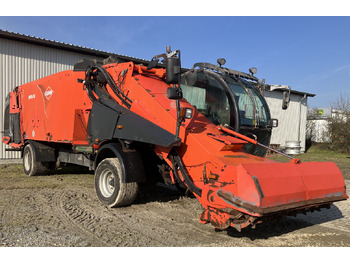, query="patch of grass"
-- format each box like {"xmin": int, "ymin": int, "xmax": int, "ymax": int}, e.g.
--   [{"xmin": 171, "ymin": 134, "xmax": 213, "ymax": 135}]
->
[
  {"xmin": 267, "ymin": 144, "xmax": 350, "ymax": 180},
  {"xmin": 0, "ymin": 164, "xmax": 94, "ymax": 190},
  {"xmin": 0, "ymin": 164, "xmax": 23, "ymax": 173}
]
